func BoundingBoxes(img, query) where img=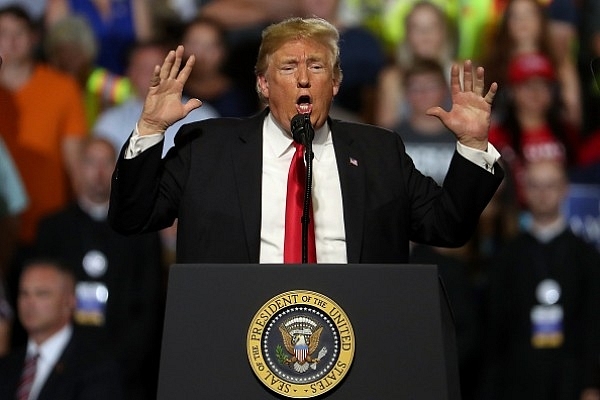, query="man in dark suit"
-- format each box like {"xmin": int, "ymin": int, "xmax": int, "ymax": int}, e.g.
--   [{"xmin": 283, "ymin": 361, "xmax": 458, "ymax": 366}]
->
[
  {"xmin": 109, "ymin": 17, "xmax": 503, "ymax": 264},
  {"xmin": 0, "ymin": 259, "xmax": 123, "ymax": 400}
]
